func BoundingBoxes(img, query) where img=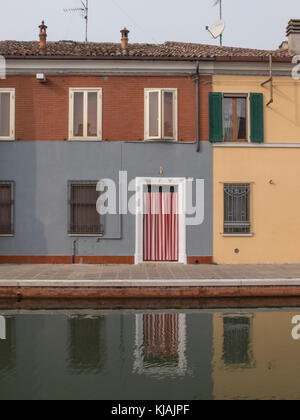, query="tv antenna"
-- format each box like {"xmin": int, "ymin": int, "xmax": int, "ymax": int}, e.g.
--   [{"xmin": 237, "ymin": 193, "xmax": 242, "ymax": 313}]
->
[
  {"xmin": 64, "ymin": 0, "xmax": 89, "ymax": 42},
  {"xmin": 206, "ymin": 0, "xmax": 225, "ymax": 46}
]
